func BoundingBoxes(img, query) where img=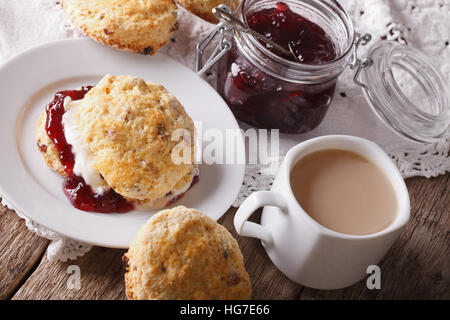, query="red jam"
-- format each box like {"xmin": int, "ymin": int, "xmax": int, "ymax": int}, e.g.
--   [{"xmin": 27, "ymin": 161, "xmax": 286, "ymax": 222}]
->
[
  {"xmin": 217, "ymin": 1, "xmax": 338, "ymax": 133},
  {"xmin": 45, "ymin": 87, "xmax": 134, "ymax": 213},
  {"xmin": 63, "ymin": 175, "xmax": 134, "ymax": 213},
  {"xmin": 247, "ymin": 2, "xmax": 336, "ymax": 64}
]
